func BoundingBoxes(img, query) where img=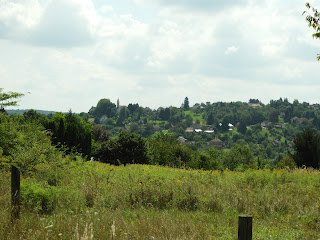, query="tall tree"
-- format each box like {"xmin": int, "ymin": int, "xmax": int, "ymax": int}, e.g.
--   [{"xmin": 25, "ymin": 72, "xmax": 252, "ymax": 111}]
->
[
  {"xmin": 117, "ymin": 107, "xmax": 127, "ymax": 126},
  {"xmin": 92, "ymin": 99, "xmax": 117, "ymax": 121},
  {"xmin": 293, "ymin": 128, "xmax": 320, "ymax": 168},
  {"xmin": 303, "ymin": 3, "xmax": 320, "ymax": 60},
  {"xmin": 183, "ymin": 97, "xmax": 190, "ymax": 110},
  {"xmin": 207, "ymin": 112, "xmax": 214, "ymax": 125},
  {"xmin": 238, "ymin": 121, "xmax": 247, "ymax": 135},
  {"xmin": 0, "ymin": 89, "xmax": 24, "ymax": 221},
  {"xmin": 0, "ymin": 88, "xmax": 24, "ymax": 111},
  {"xmin": 94, "ymin": 131, "xmax": 148, "ymax": 165}
]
